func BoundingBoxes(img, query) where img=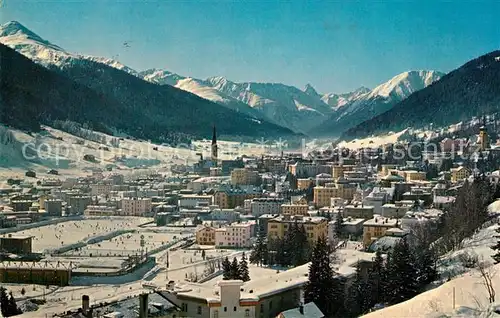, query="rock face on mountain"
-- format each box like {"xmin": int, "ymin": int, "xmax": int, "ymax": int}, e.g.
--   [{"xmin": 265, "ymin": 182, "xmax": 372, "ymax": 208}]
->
[
  {"xmin": 309, "ymin": 71, "xmax": 444, "ymax": 137},
  {"xmin": 343, "ymin": 51, "xmax": 500, "ymax": 139}
]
